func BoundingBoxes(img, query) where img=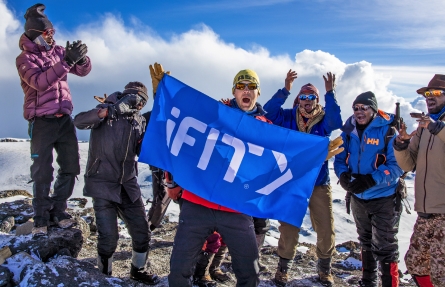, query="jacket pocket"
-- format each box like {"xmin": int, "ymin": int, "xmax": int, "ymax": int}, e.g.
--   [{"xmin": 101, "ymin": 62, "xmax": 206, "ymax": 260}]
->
[{"xmin": 86, "ymin": 158, "xmax": 101, "ymax": 177}]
